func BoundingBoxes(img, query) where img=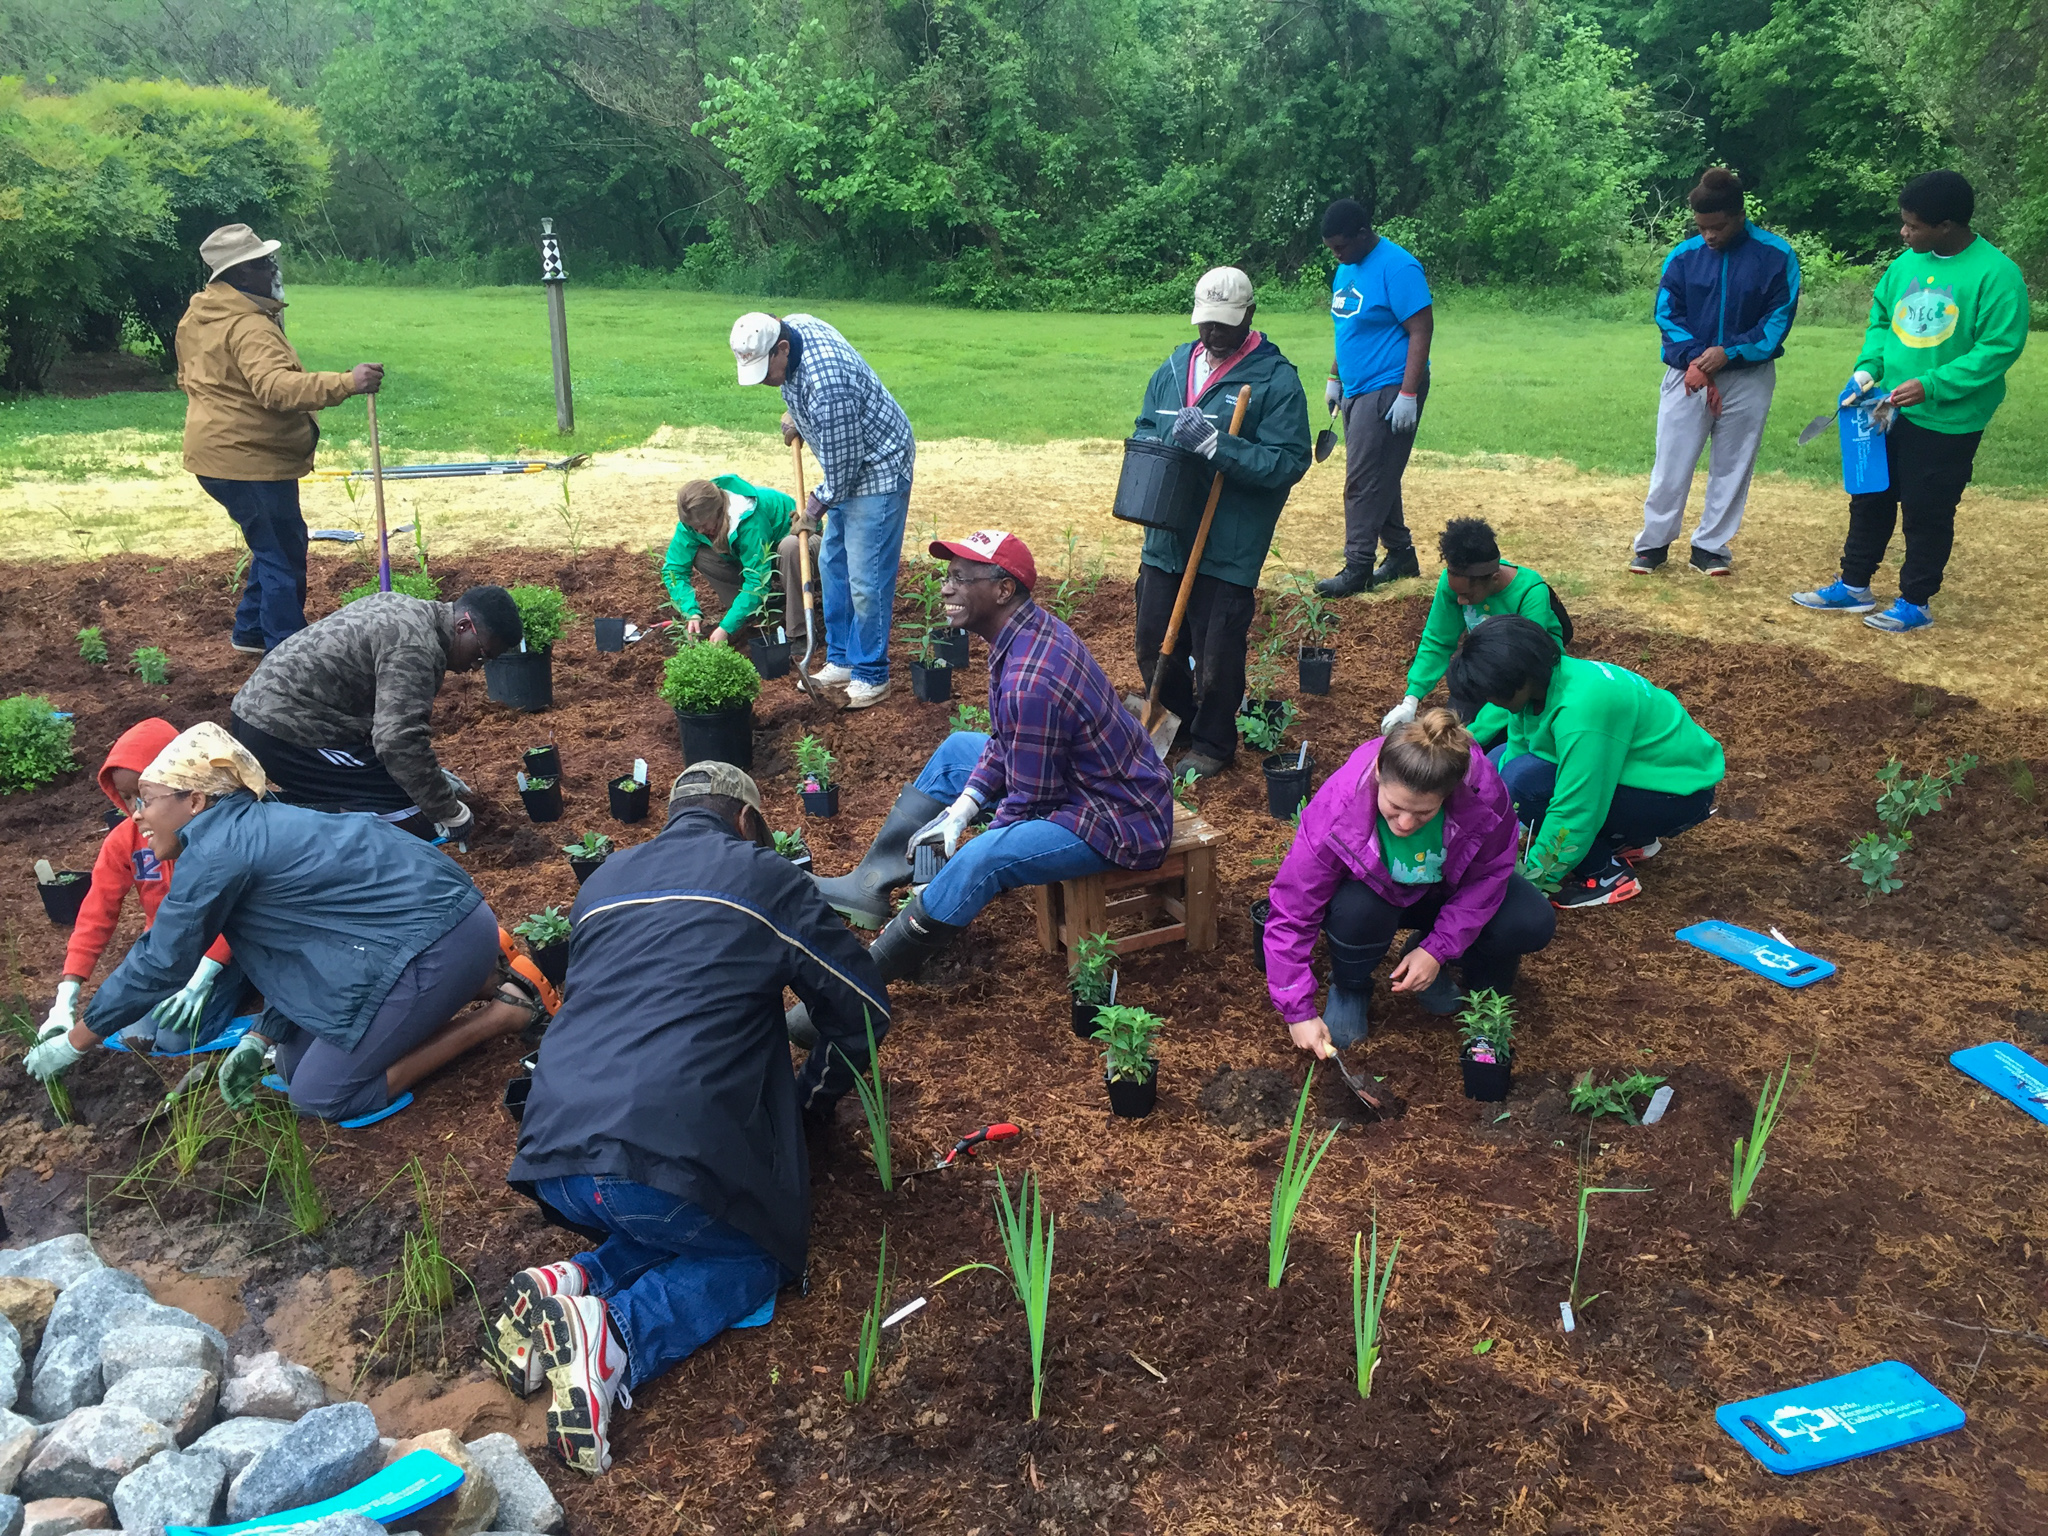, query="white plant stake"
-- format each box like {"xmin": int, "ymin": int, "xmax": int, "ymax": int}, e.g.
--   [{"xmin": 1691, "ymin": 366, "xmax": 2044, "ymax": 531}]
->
[
  {"xmin": 1642, "ymin": 1086, "xmax": 1675, "ymax": 1125},
  {"xmin": 632, "ymin": 757, "xmax": 647, "ymax": 786}
]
